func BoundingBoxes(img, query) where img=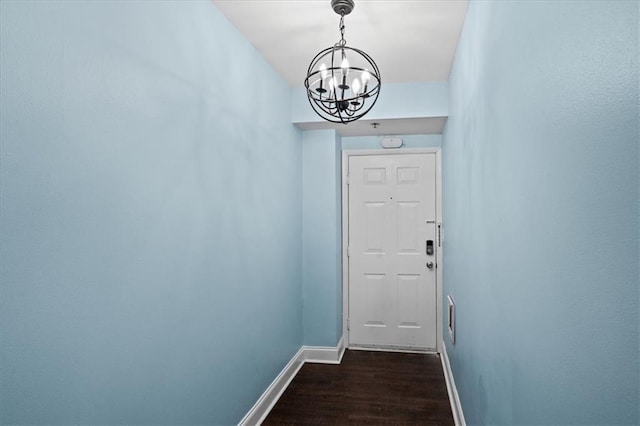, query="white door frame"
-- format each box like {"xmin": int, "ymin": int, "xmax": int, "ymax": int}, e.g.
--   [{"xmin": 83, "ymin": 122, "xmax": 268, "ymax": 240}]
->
[{"xmin": 342, "ymin": 148, "xmax": 443, "ymax": 354}]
